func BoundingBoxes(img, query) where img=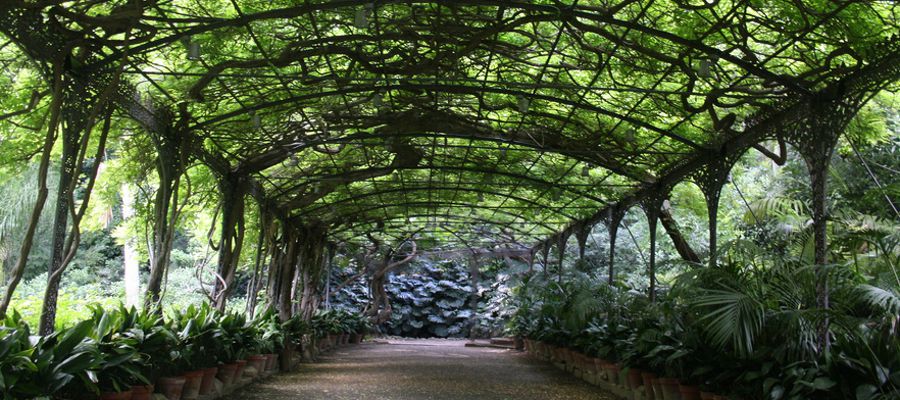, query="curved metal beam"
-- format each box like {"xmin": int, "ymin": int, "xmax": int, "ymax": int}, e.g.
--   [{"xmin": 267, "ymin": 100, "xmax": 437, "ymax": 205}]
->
[
  {"xmin": 272, "ymin": 164, "xmax": 613, "ymax": 205},
  {"xmin": 315, "ymin": 200, "xmax": 559, "ymax": 232},
  {"xmin": 289, "ymin": 185, "xmax": 581, "ymax": 220}
]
